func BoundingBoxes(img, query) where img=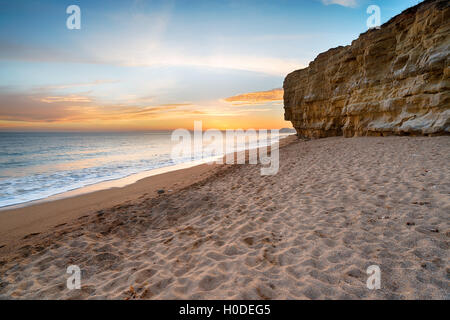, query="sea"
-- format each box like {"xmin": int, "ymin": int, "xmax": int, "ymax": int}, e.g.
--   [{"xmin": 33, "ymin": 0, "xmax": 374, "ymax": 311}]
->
[{"xmin": 0, "ymin": 131, "xmax": 291, "ymax": 208}]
